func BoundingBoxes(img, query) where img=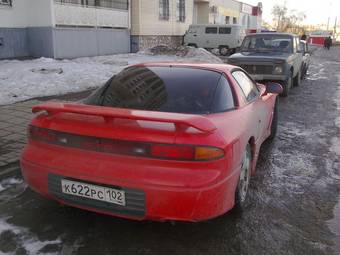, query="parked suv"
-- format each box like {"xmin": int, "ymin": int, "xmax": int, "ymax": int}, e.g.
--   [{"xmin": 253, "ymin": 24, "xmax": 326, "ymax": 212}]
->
[
  {"xmin": 184, "ymin": 24, "xmax": 246, "ymax": 56},
  {"xmin": 228, "ymin": 33, "xmax": 303, "ymax": 96}
]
